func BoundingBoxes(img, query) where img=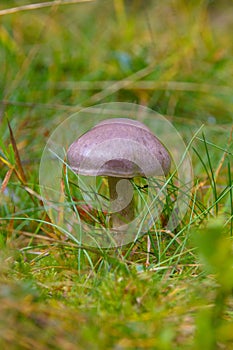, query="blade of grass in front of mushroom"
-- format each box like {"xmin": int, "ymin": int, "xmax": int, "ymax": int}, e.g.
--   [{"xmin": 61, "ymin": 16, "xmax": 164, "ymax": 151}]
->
[
  {"xmin": 57, "ymin": 152, "xmax": 107, "ymax": 227},
  {"xmin": 130, "ymin": 180, "xmax": 160, "ymax": 262},
  {"xmin": 62, "ymin": 159, "xmax": 105, "ymax": 270}
]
